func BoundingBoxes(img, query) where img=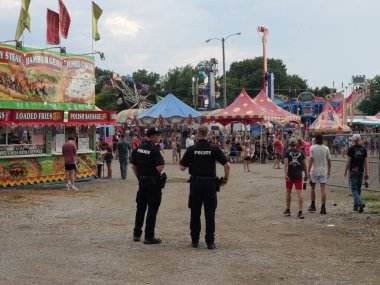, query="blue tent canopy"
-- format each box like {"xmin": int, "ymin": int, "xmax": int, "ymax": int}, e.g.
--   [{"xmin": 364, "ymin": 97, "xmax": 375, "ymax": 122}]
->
[{"xmin": 138, "ymin": 93, "xmax": 201, "ymax": 119}]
